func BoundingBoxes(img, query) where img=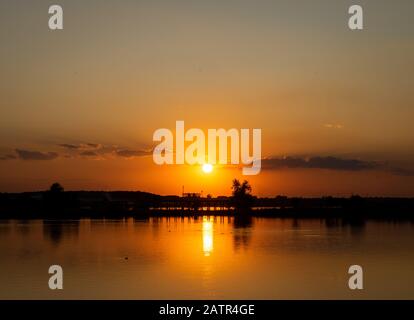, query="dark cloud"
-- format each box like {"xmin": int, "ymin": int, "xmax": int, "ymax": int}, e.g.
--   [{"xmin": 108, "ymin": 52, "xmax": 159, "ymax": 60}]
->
[
  {"xmin": 262, "ymin": 156, "xmax": 378, "ymax": 171},
  {"xmin": 115, "ymin": 149, "xmax": 151, "ymax": 158},
  {"xmin": 15, "ymin": 149, "xmax": 58, "ymax": 161}
]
